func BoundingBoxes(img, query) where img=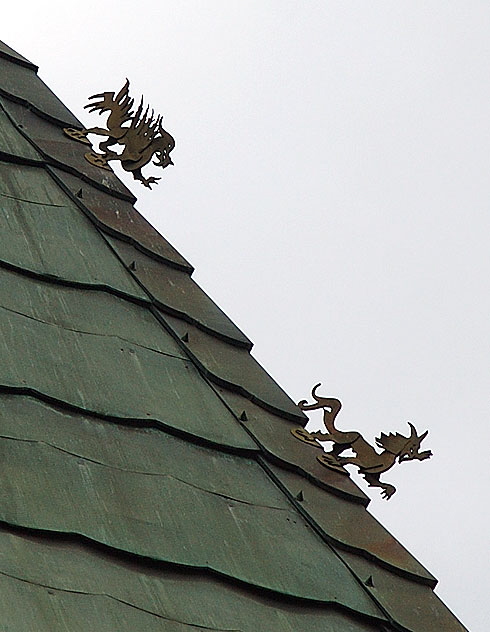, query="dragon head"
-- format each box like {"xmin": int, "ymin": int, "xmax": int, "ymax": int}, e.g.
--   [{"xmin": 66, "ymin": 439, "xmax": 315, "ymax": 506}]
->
[
  {"xmin": 152, "ymin": 124, "xmax": 175, "ymax": 170},
  {"xmin": 376, "ymin": 422, "xmax": 432, "ymax": 462}
]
